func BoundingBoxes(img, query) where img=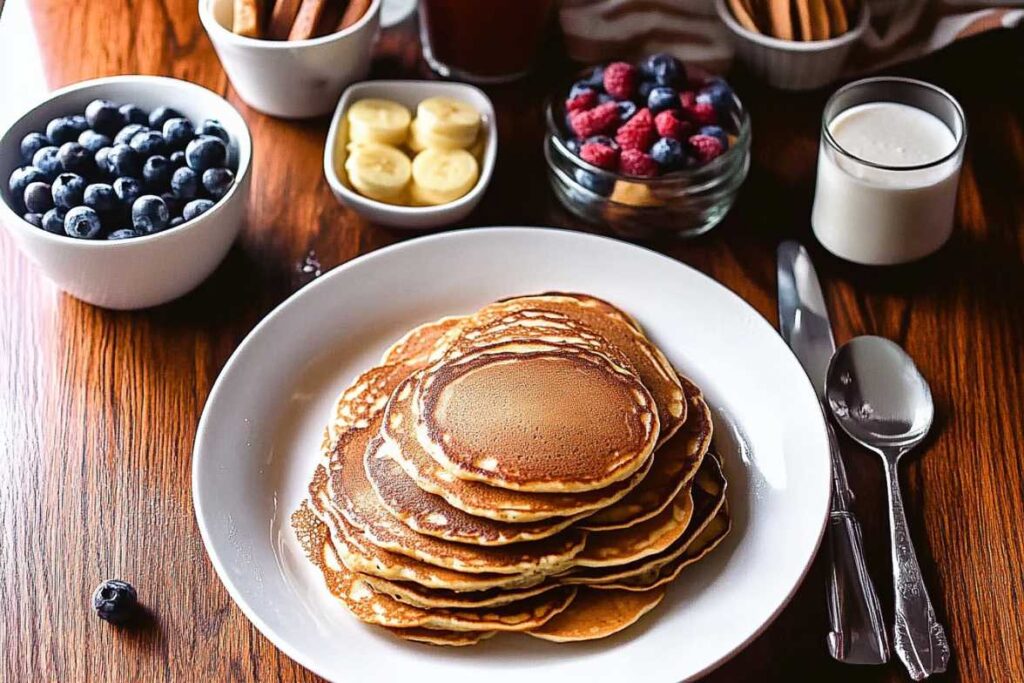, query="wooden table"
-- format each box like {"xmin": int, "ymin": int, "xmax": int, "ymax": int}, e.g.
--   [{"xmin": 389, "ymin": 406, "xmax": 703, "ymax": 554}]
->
[{"xmin": 1, "ymin": 1, "xmax": 1022, "ymax": 680}]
